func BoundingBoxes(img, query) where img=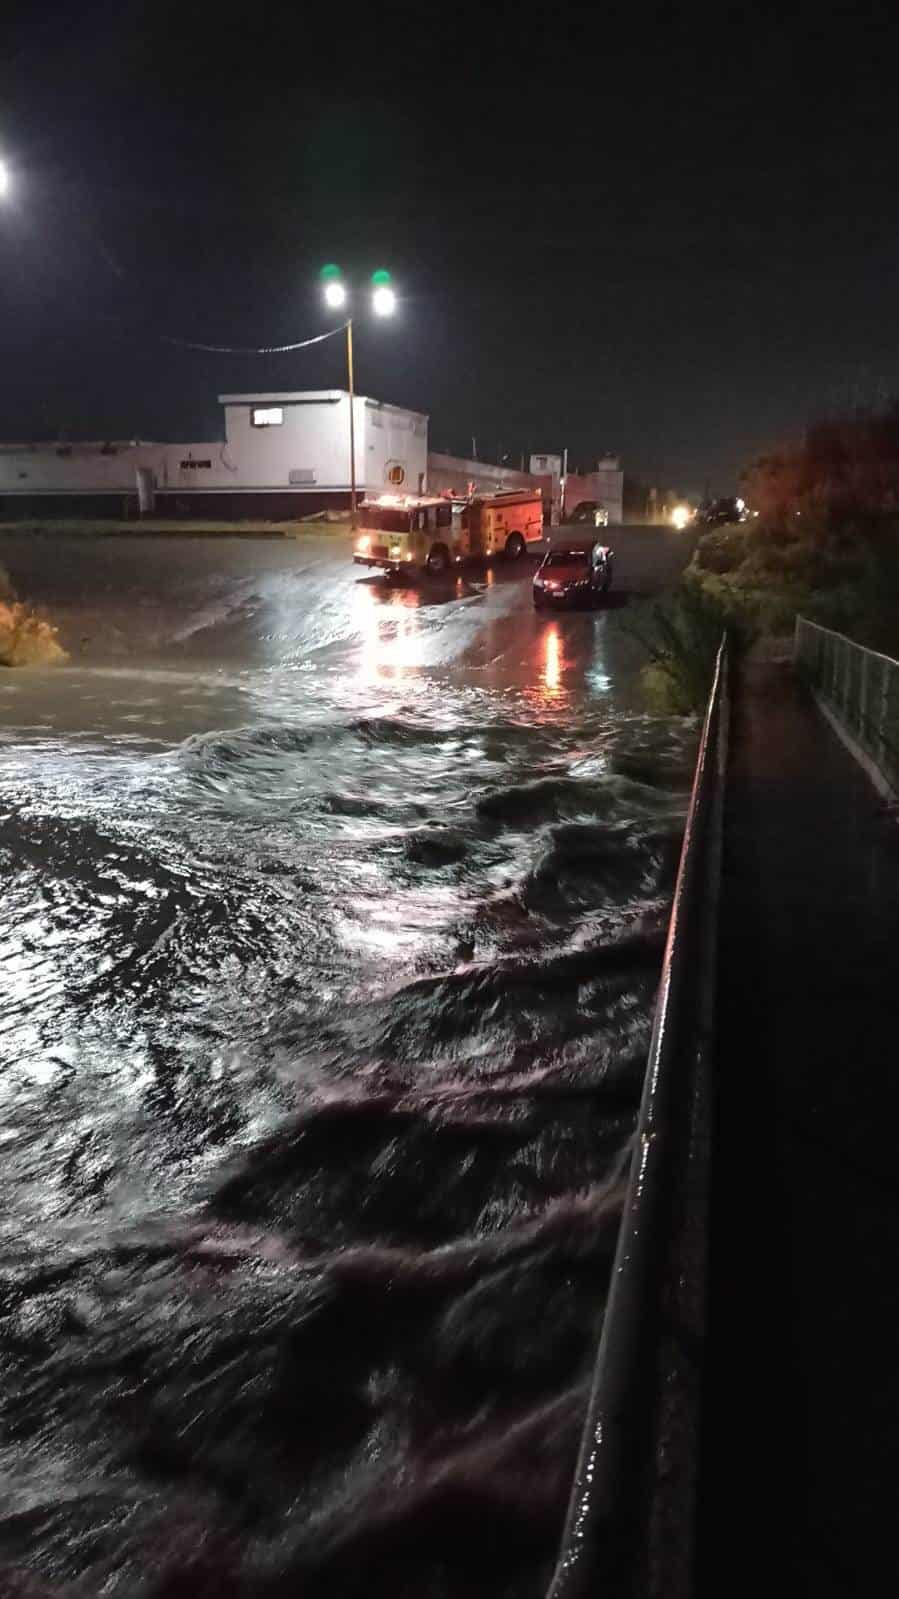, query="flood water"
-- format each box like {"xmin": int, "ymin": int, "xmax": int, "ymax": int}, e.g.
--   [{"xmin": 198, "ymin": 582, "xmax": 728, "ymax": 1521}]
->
[{"xmin": 0, "ymin": 530, "xmax": 696, "ymax": 1597}]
